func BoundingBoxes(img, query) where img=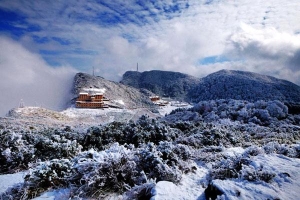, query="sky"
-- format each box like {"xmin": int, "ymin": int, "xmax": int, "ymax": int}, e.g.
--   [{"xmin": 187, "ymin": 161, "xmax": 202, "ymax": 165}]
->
[{"xmin": 0, "ymin": 0, "xmax": 300, "ymax": 115}]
